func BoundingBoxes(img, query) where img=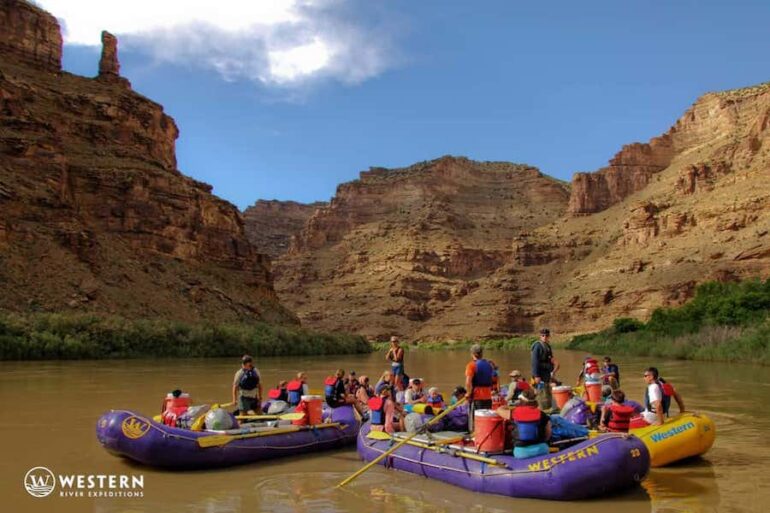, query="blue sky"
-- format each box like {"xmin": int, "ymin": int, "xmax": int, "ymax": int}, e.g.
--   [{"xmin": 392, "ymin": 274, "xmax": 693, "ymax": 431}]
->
[{"xmin": 51, "ymin": 0, "xmax": 770, "ymax": 209}]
